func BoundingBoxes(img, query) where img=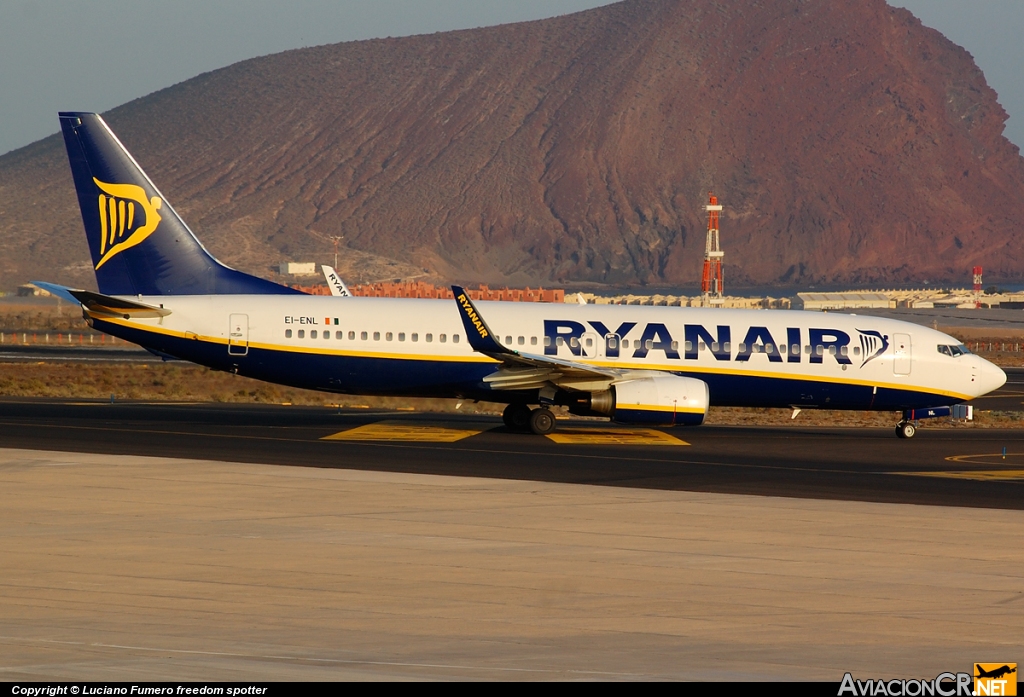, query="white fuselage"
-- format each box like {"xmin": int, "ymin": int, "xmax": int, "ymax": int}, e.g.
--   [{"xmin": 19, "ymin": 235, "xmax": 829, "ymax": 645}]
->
[{"xmin": 90, "ymin": 295, "xmax": 1005, "ymax": 409}]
